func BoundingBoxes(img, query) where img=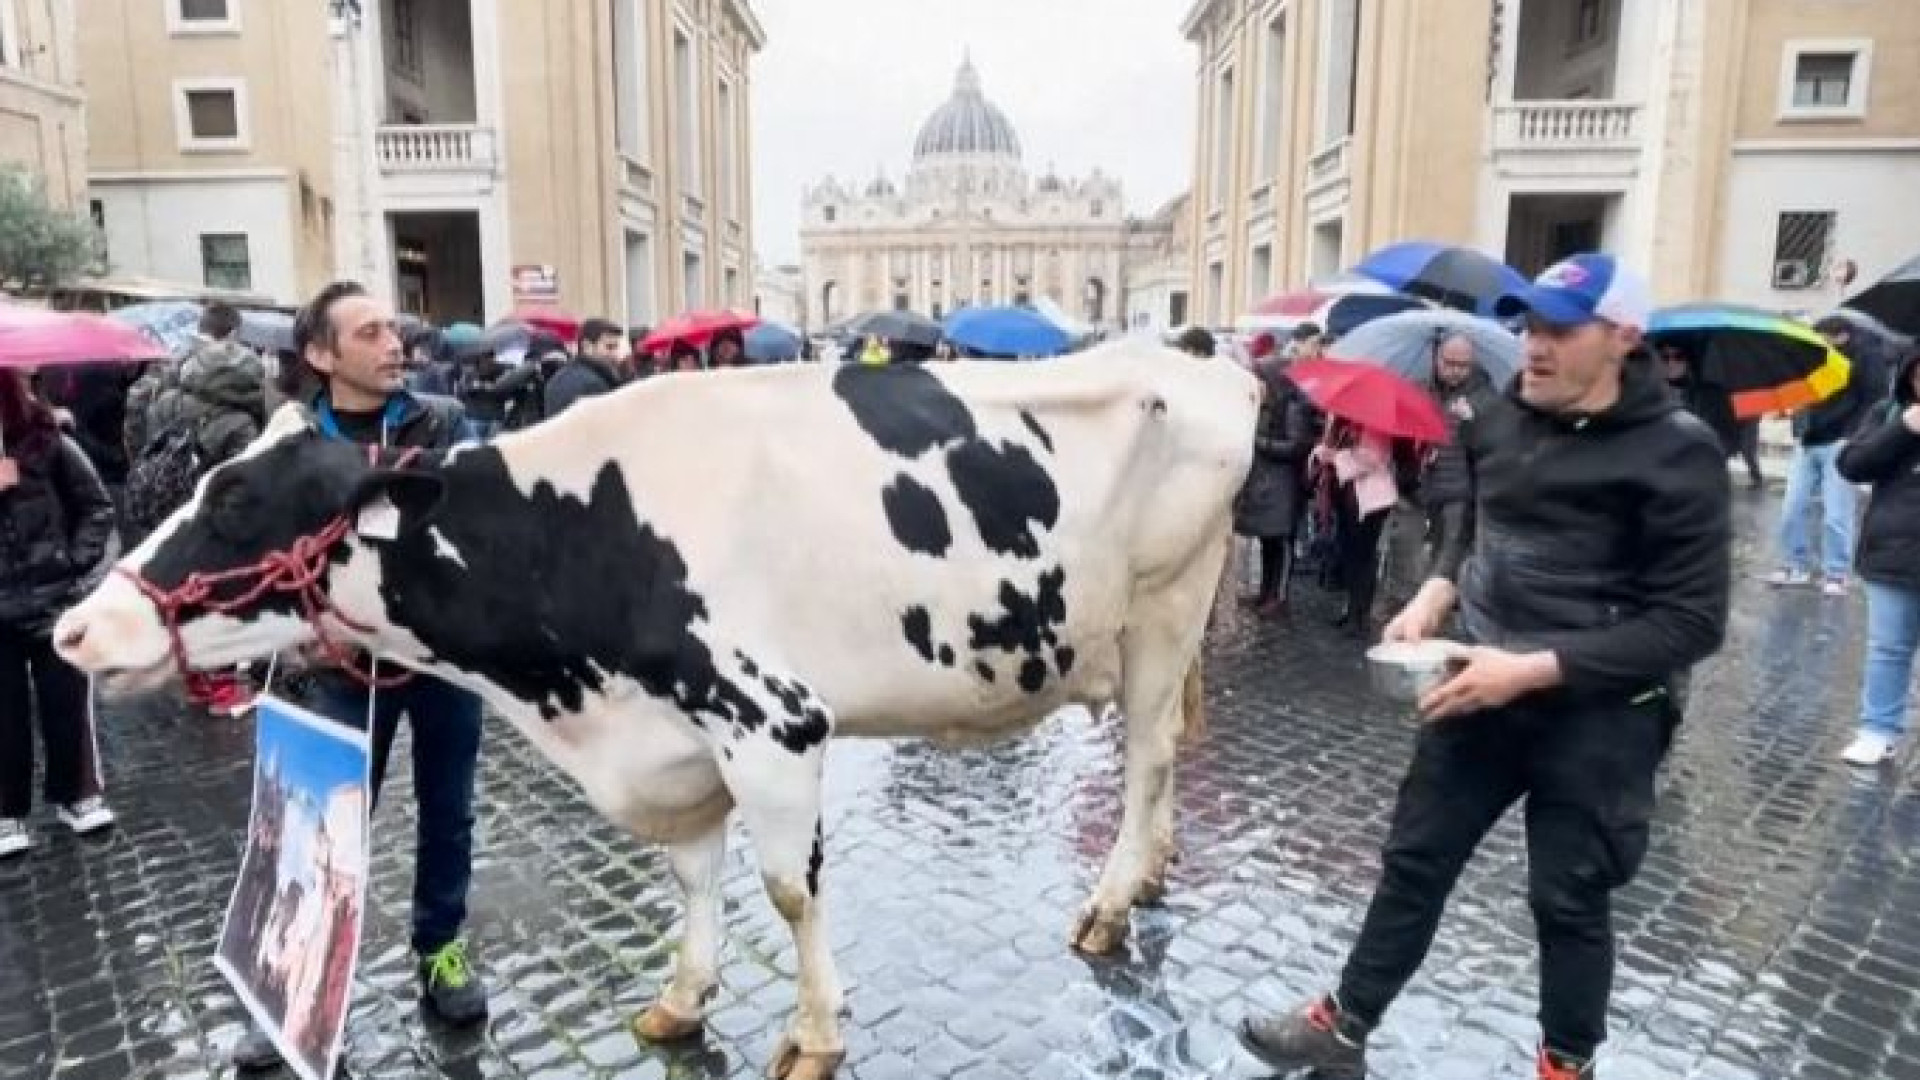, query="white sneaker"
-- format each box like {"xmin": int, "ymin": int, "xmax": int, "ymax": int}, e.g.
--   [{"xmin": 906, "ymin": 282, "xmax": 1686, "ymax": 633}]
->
[
  {"xmin": 1822, "ymin": 577, "xmax": 1850, "ymax": 597},
  {"xmin": 1841, "ymin": 733, "xmax": 1897, "ymax": 767},
  {"xmin": 0, "ymin": 818, "xmax": 28, "ymax": 858},
  {"xmin": 1765, "ymin": 568, "xmax": 1814, "ymax": 588},
  {"xmin": 56, "ymin": 797, "xmax": 115, "ymax": 834}
]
